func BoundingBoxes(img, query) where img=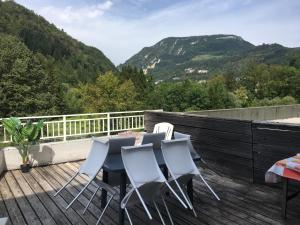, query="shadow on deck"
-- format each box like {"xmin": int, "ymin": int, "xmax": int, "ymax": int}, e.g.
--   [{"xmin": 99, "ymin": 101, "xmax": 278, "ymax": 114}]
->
[{"xmin": 0, "ymin": 162, "xmax": 299, "ymax": 225}]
